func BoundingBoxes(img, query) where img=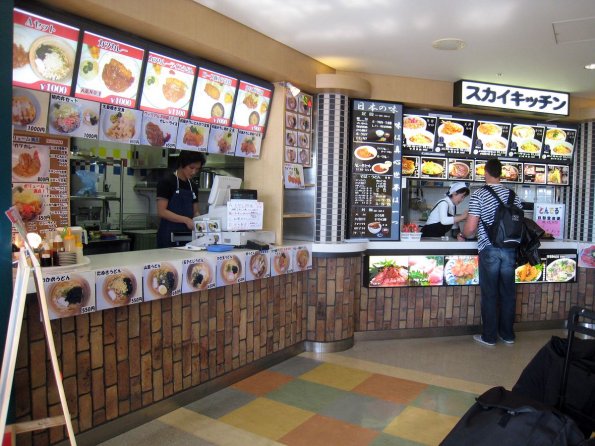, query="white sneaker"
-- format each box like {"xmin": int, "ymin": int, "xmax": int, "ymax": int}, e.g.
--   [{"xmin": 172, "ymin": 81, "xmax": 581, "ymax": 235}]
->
[
  {"xmin": 499, "ymin": 336, "xmax": 515, "ymax": 345},
  {"xmin": 473, "ymin": 334, "xmax": 496, "ymax": 347}
]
